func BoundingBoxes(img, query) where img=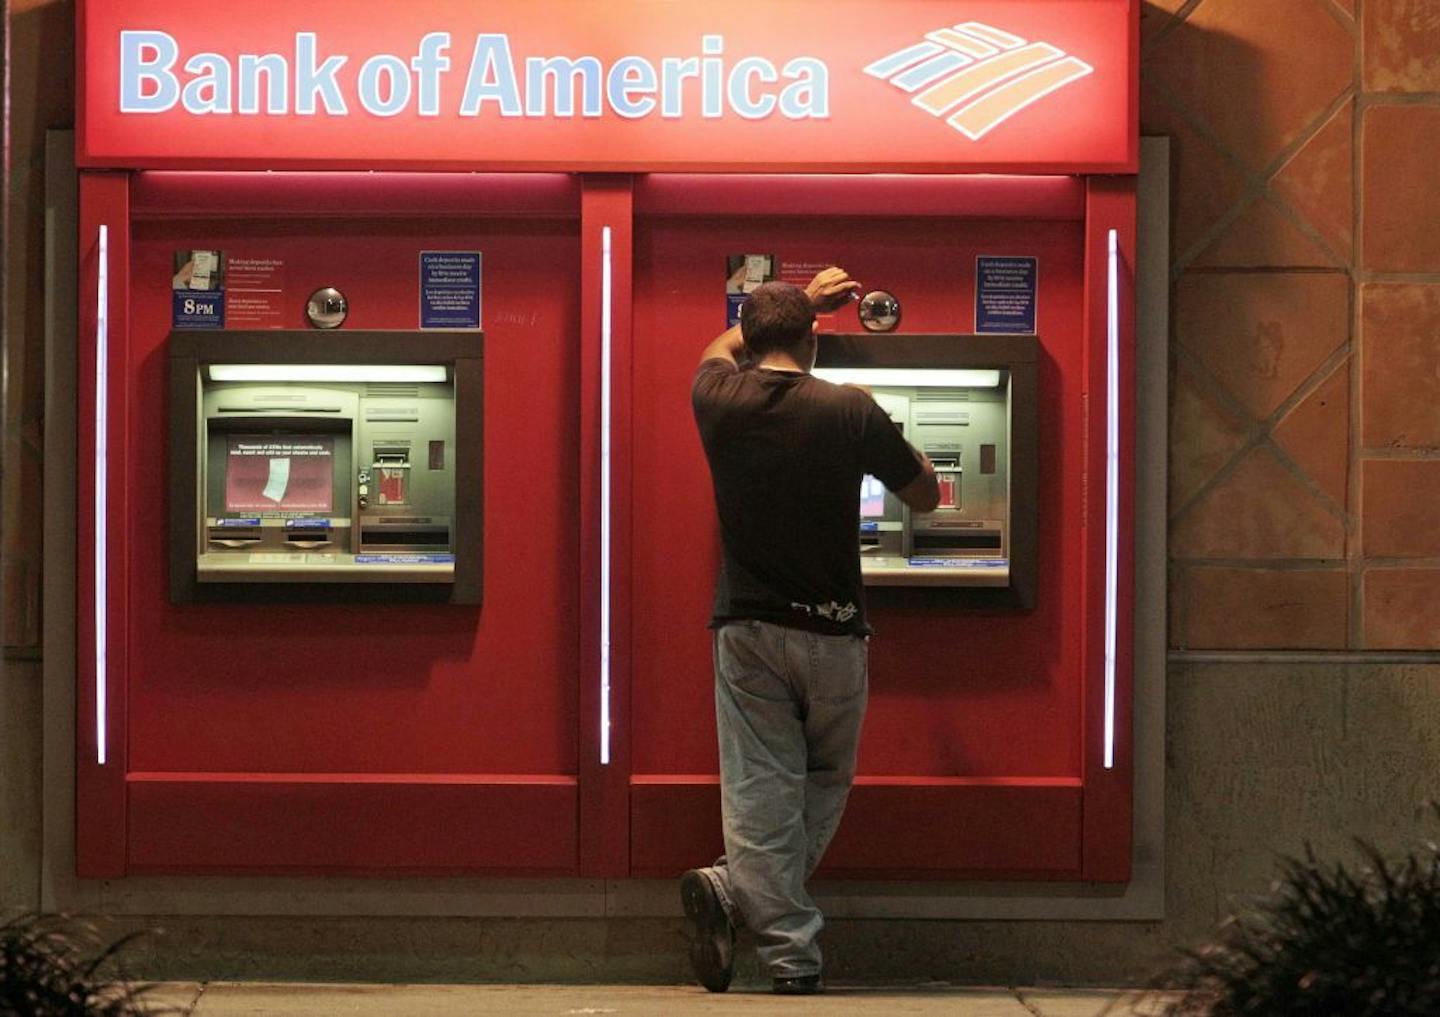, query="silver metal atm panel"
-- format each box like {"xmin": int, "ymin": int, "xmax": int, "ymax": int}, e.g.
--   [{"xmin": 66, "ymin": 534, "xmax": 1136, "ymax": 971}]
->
[
  {"xmin": 196, "ymin": 380, "xmax": 456, "ymax": 585},
  {"xmin": 169, "ymin": 330, "xmax": 484, "ymax": 605},
  {"xmin": 857, "ymin": 379, "xmax": 1012, "ymax": 588},
  {"xmin": 814, "ymin": 333, "xmax": 1037, "ymax": 608}
]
